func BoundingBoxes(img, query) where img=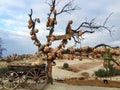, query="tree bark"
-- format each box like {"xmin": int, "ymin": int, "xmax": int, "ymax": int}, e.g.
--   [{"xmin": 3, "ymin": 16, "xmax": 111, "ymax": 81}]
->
[{"xmin": 47, "ymin": 60, "xmax": 53, "ymax": 84}]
